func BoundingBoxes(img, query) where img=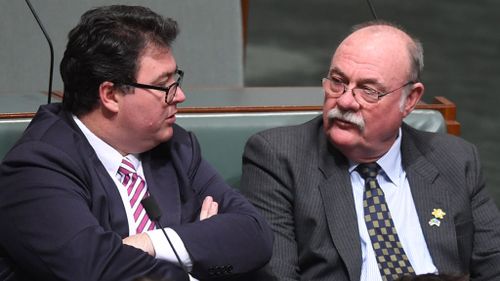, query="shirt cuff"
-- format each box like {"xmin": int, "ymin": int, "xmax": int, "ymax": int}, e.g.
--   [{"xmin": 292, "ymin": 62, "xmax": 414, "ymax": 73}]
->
[{"xmin": 147, "ymin": 227, "xmax": 193, "ymax": 271}]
